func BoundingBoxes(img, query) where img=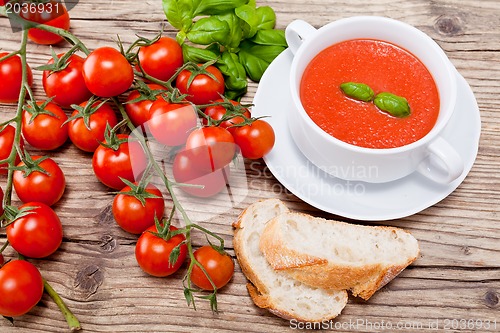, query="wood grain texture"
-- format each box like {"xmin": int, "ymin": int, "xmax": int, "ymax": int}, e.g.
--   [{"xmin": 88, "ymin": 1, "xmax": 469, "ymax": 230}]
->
[{"xmin": 1, "ymin": 0, "xmax": 499, "ymax": 332}]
